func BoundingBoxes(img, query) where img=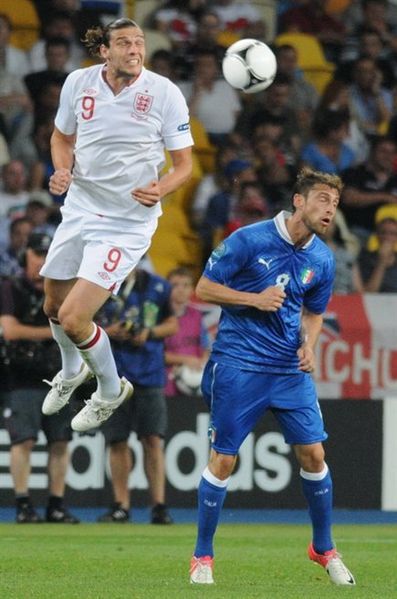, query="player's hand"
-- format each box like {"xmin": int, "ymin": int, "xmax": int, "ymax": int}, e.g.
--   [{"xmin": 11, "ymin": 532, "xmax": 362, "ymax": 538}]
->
[
  {"xmin": 132, "ymin": 180, "xmax": 161, "ymax": 207},
  {"xmin": 49, "ymin": 168, "xmax": 72, "ymax": 195},
  {"xmin": 297, "ymin": 345, "xmax": 316, "ymax": 373},
  {"xmin": 255, "ymin": 286, "xmax": 286, "ymax": 311}
]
